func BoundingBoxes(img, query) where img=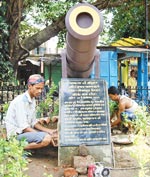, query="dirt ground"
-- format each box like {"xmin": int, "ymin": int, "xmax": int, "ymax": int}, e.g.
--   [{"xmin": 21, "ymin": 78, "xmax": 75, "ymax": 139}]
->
[
  {"xmin": 25, "ymin": 134, "xmax": 150, "ymax": 177},
  {"xmin": 0, "ymin": 124, "xmax": 149, "ymax": 177},
  {"xmin": 25, "ymin": 152, "xmax": 139, "ymax": 177}
]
